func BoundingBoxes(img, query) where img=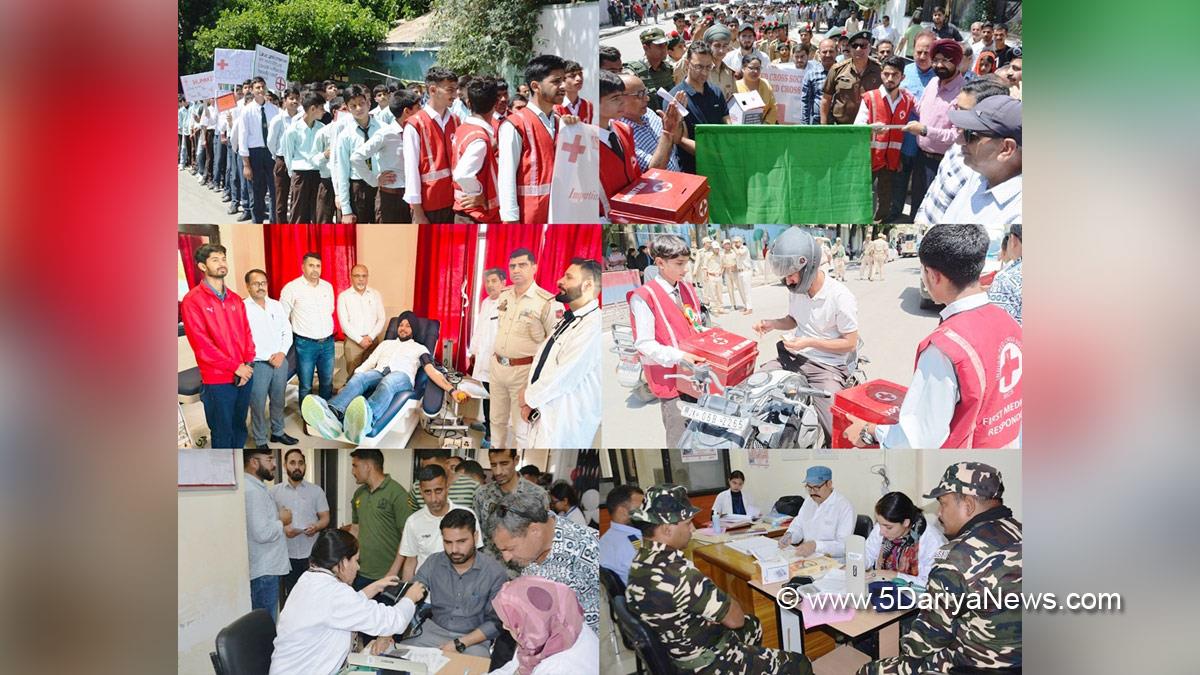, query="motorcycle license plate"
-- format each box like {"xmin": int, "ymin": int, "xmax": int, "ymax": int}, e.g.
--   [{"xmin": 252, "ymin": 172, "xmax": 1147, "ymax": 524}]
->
[{"xmin": 681, "ymin": 404, "xmax": 749, "ymax": 432}]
